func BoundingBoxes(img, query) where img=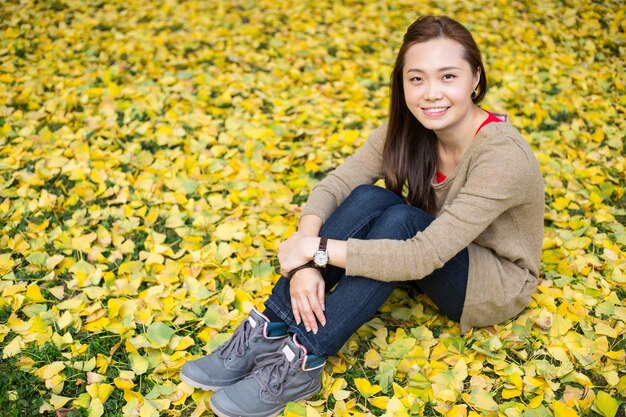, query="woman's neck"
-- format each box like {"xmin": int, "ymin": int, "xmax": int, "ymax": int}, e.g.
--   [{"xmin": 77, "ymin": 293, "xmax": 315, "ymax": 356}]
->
[{"xmin": 435, "ymin": 106, "xmax": 487, "ymax": 171}]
